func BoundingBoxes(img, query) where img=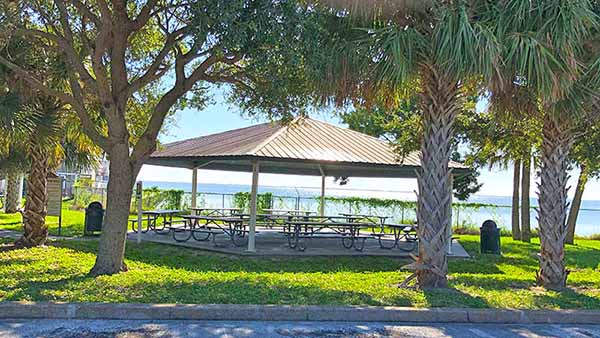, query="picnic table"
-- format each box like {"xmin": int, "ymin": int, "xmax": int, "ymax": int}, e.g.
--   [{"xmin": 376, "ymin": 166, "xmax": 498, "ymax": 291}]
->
[
  {"xmin": 191, "ymin": 207, "xmax": 242, "ymax": 216},
  {"xmin": 374, "ymin": 223, "xmax": 418, "ymax": 252},
  {"xmin": 283, "ymin": 218, "xmax": 373, "ymax": 252},
  {"xmin": 130, "ymin": 209, "xmax": 185, "ymax": 233},
  {"xmin": 338, "ymin": 213, "xmax": 389, "ymax": 225},
  {"xmin": 173, "ymin": 214, "xmax": 250, "ymax": 247},
  {"xmin": 262, "ymin": 209, "xmax": 315, "ymax": 216}
]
